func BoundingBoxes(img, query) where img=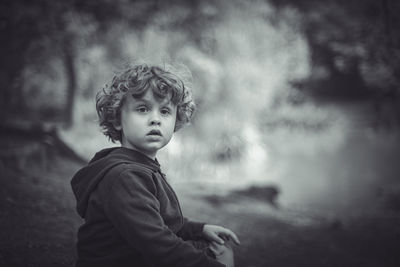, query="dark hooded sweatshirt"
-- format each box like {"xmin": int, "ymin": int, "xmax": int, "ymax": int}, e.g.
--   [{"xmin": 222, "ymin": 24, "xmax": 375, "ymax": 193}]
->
[{"xmin": 71, "ymin": 147, "xmax": 224, "ymax": 267}]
